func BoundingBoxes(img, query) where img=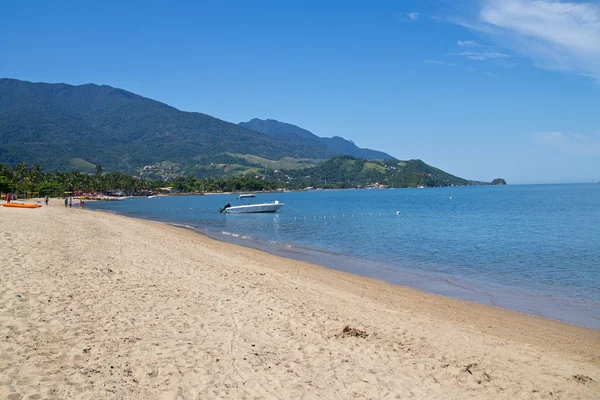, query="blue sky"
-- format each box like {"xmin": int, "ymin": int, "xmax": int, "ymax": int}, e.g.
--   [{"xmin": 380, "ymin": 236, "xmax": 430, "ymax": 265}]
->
[{"xmin": 1, "ymin": 0, "xmax": 599, "ymax": 183}]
